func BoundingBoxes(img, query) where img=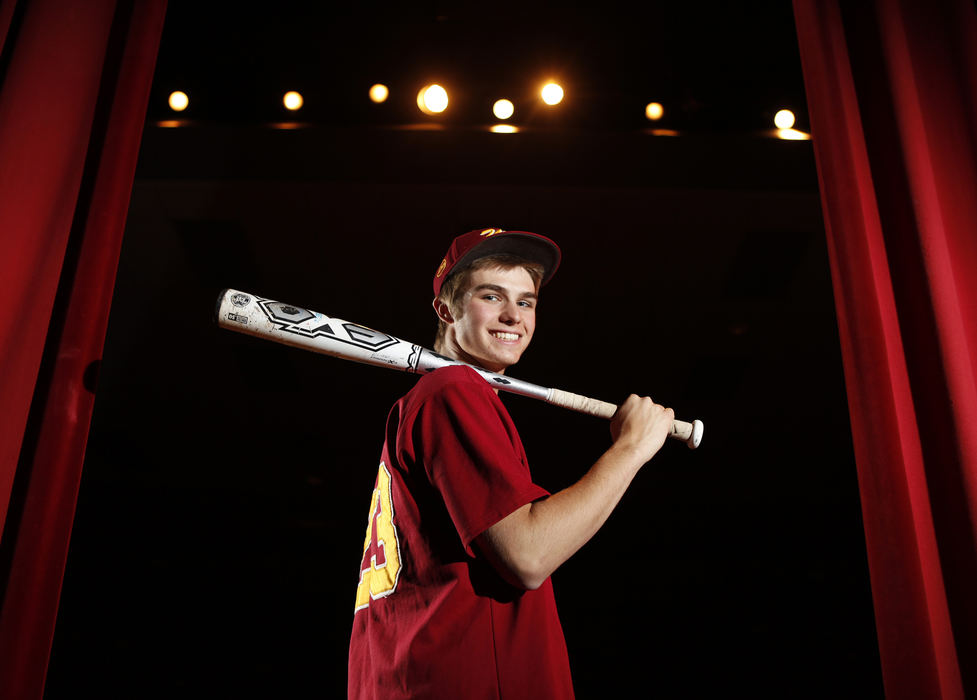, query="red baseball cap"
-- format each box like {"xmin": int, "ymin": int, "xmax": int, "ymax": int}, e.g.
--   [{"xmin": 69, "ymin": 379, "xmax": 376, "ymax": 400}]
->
[{"xmin": 432, "ymin": 228, "xmax": 562, "ymax": 298}]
